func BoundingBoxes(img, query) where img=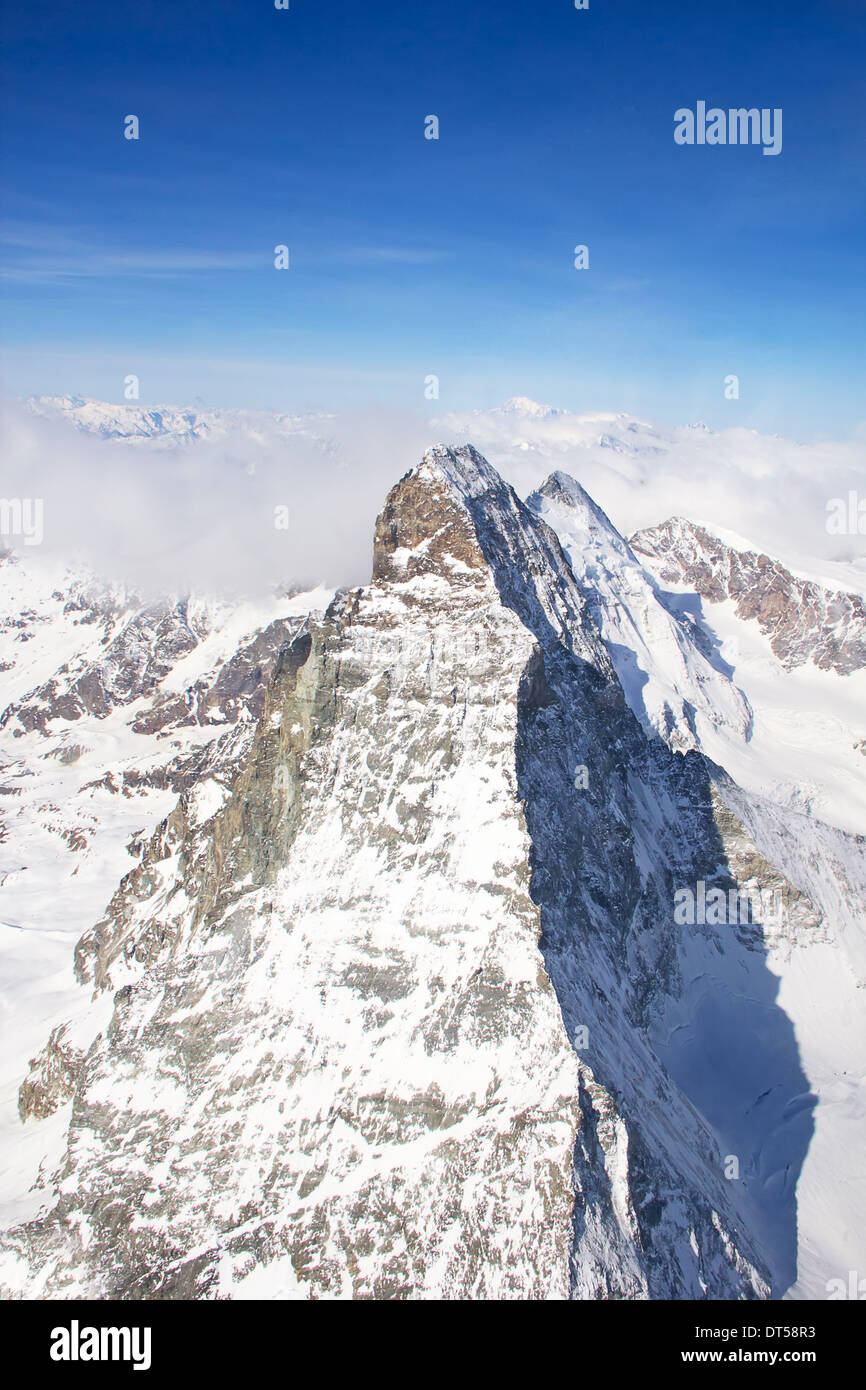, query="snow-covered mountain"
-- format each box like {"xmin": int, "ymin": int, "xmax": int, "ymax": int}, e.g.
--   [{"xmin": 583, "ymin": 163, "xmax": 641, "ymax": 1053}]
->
[
  {"xmin": 0, "ymin": 545, "xmax": 331, "ymax": 1232},
  {"xmin": 526, "ymin": 471, "xmax": 755, "ymax": 754},
  {"xmin": 0, "ymin": 433, "xmax": 862, "ymax": 1300},
  {"xmin": 24, "ymin": 395, "xmax": 318, "ymax": 448},
  {"xmin": 437, "ymin": 398, "xmax": 866, "ymax": 595}
]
